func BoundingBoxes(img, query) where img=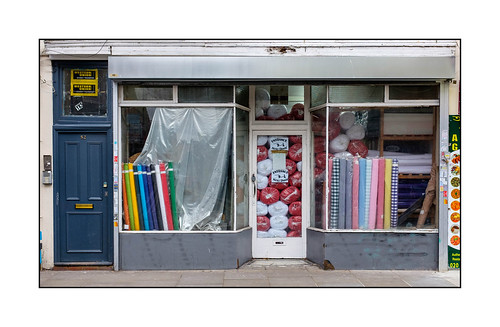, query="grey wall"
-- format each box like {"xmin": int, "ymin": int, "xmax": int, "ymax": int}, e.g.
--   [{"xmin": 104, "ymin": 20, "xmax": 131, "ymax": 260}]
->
[
  {"xmin": 120, "ymin": 228, "xmax": 252, "ymax": 270},
  {"xmin": 307, "ymin": 229, "xmax": 438, "ymax": 270}
]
